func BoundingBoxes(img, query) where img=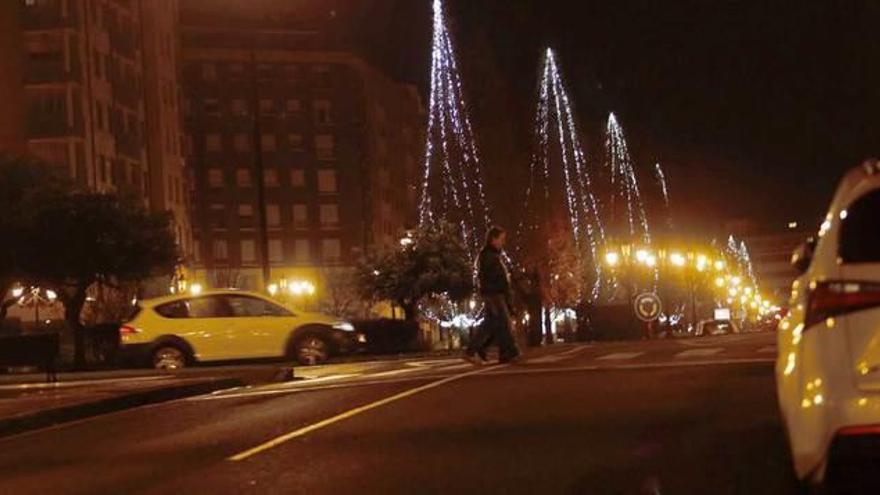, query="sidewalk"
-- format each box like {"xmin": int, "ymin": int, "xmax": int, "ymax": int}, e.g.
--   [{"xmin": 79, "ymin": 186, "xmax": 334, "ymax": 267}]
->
[{"xmin": 0, "ymin": 365, "xmax": 284, "ymax": 439}]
